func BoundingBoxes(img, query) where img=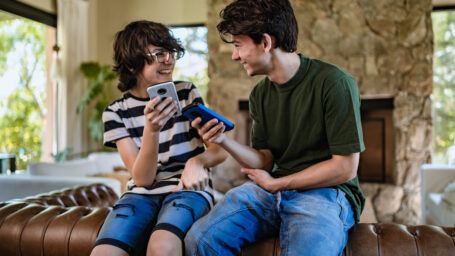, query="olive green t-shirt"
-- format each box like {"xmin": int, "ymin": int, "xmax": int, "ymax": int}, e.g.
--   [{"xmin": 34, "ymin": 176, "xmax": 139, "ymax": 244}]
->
[{"xmin": 249, "ymin": 54, "xmax": 365, "ymax": 222}]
